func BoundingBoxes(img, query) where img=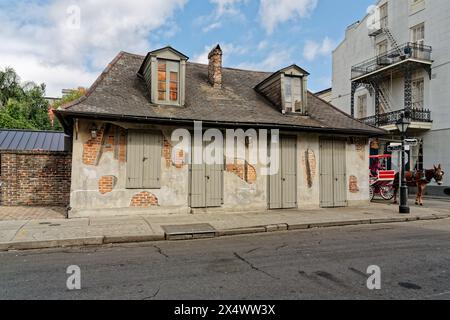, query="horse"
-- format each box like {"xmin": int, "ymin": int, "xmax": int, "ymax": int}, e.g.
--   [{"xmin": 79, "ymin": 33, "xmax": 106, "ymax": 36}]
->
[{"xmin": 393, "ymin": 164, "xmax": 445, "ymax": 206}]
